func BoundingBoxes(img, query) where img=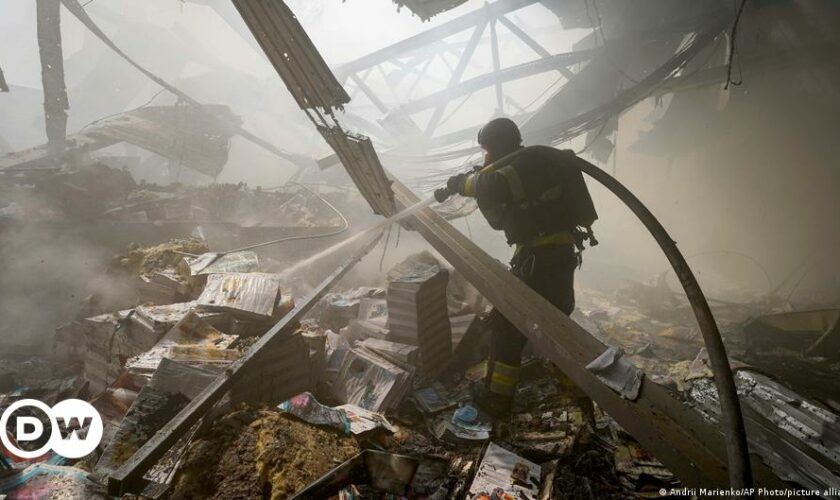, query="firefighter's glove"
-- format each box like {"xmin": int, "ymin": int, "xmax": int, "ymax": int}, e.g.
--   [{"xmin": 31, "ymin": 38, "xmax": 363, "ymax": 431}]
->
[{"xmin": 446, "ymin": 172, "xmax": 469, "ymax": 196}]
